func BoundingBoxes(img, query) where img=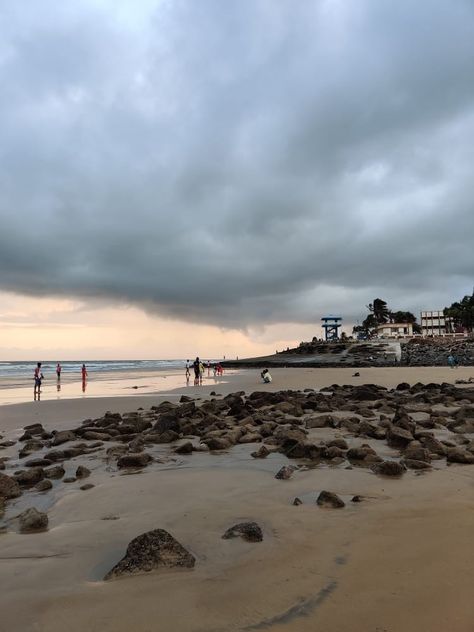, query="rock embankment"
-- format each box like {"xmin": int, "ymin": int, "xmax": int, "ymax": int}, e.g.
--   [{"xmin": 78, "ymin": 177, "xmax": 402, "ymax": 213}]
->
[{"xmin": 402, "ymin": 338, "xmax": 474, "ymax": 366}]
